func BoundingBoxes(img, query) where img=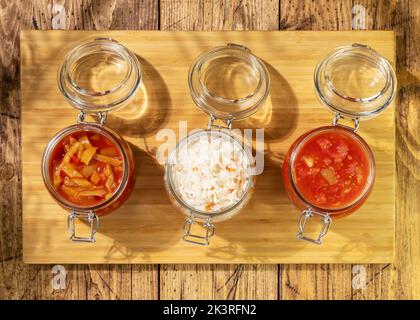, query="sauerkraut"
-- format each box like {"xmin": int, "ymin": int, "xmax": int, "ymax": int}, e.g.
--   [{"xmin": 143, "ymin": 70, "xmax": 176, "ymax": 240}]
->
[{"xmin": 170, "ymin": 132, "xmax": 251, "ymax": 213}]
